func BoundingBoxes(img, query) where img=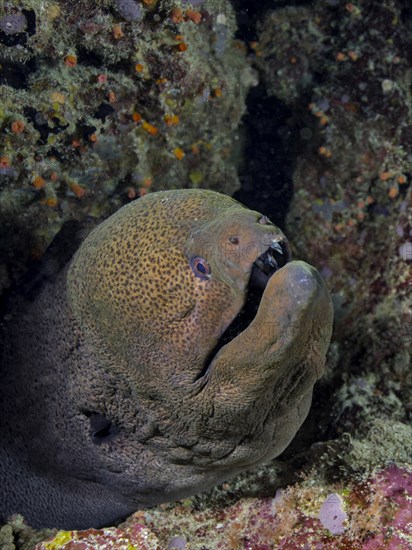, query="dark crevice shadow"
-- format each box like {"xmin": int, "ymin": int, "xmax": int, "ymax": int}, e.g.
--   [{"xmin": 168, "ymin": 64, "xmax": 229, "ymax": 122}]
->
[
  {"xmin": 230, "ymin": 1, "xmax": 303, "ymax": 228},
  {"xmin": 234, "ymin": 85, "xmax": 295, "ymax": 228}
]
